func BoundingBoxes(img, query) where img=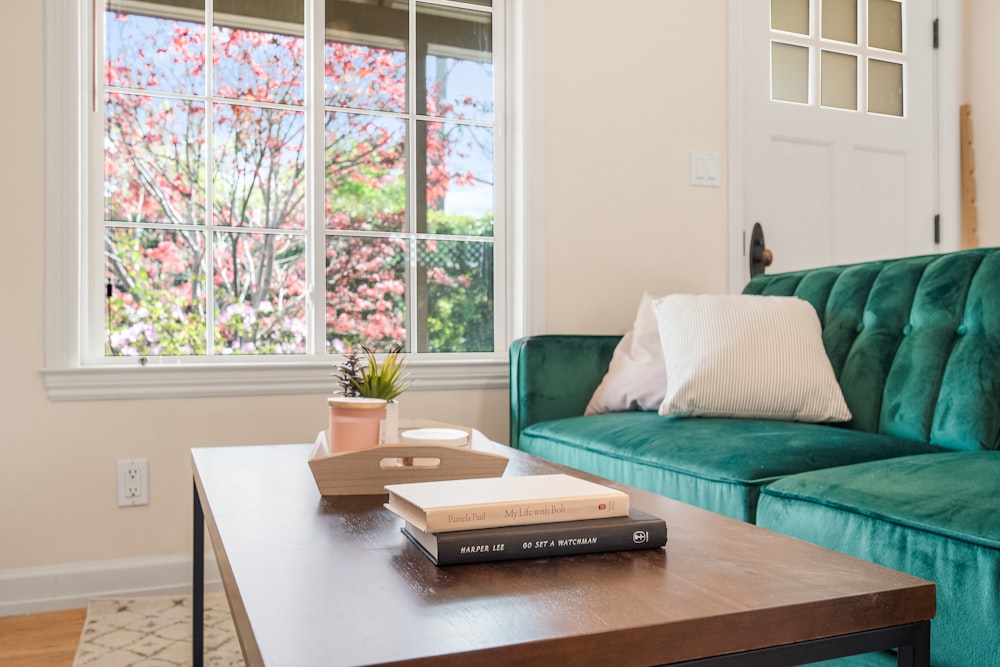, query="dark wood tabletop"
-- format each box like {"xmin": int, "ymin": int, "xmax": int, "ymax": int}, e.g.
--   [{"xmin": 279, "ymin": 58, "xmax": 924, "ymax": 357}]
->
[{"xmin": 192, "ymin": 438, "xmax": 934, "ymax": 667}]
